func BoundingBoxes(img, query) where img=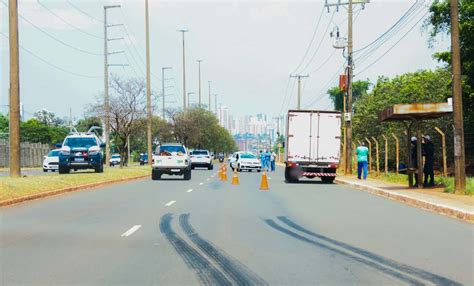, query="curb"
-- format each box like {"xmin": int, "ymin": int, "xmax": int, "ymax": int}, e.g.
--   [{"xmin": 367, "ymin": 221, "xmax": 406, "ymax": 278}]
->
[
  {"xmin": 335, "ymin": 178, "xmax": 474, "ymax": 224},
  {"xmin": 0, "ymin": 174, "xmax": 149, "ymax": 208}
]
